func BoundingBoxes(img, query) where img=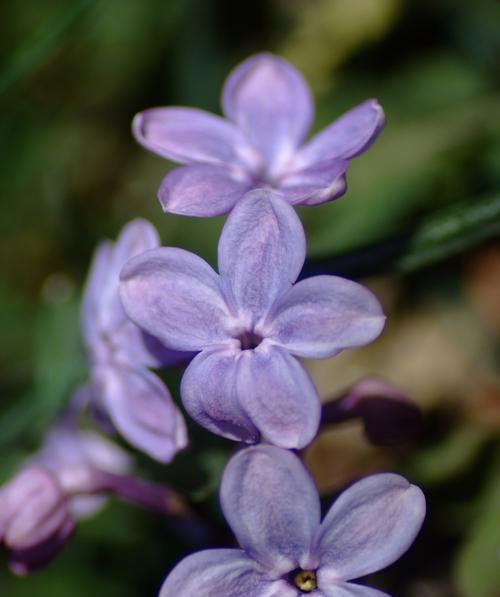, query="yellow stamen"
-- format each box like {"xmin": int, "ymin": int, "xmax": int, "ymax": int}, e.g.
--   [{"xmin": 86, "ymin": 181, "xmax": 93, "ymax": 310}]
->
[{"xmin": 293, "ymin": 569, "xmax": 317, "ymax": 592}]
